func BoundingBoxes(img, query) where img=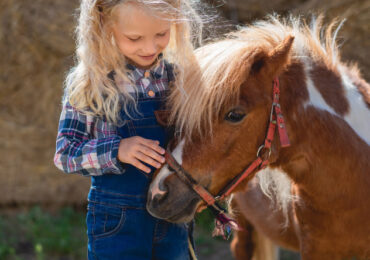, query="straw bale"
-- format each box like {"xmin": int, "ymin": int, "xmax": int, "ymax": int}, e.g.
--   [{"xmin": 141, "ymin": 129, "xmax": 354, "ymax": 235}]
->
[{"xmin": 0, "ymin": 0, "xmax": 89, "ymax": 206}]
